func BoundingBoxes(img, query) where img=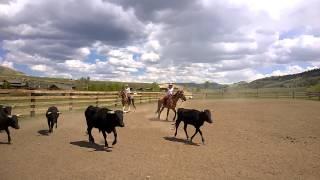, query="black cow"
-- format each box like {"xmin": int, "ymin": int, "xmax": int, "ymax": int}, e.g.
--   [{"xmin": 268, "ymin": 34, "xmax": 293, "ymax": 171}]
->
[
  {"xmin": 45, "ymin": 106, "xmax": 61, "ymax": 133},
  {"xmin": 0, "ymin": 105, "xmax": 20, "ymax": 143},
  {"xmin": 0, "ymin": 105, "xmax": 12, "ymax": 115},
  {"xmin": 174, "ymin": 108, "xmax": 213, "ymax": 144},
  {"xmin": 85, "ymin": 106, "xmax": 124, "ymax": 148}
]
